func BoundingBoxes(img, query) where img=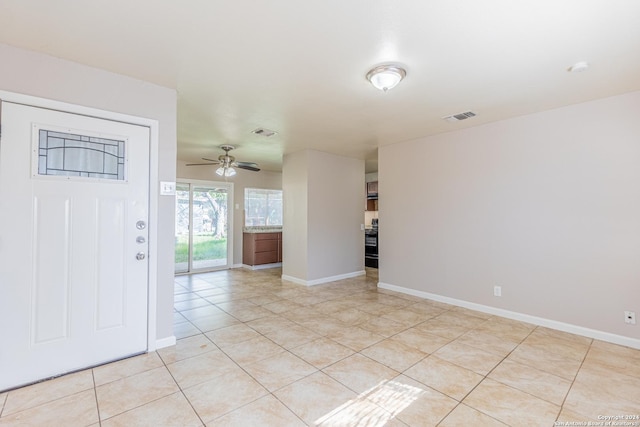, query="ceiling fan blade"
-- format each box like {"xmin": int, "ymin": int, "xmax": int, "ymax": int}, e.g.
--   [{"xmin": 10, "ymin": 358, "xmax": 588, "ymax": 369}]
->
[
  {"xmin": 235, "ymin": 161, "xmax": 259, "ymax": 168},
  {"xmin": 235, "ymin": 162, "xmax": 260, "ymax": 172},
  {"xmin": 186, "ymin": 162, "xmax": 217, "ymax": 166},
  {"xmin": 201, "ymin": 157, "xmax": 222, "ymax": 163}
]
